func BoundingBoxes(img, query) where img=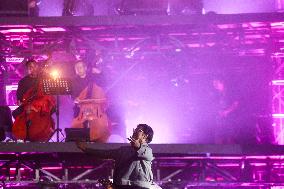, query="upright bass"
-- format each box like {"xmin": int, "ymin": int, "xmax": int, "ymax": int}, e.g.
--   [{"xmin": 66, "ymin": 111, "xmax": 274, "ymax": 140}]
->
[
  {"xmin": 71, "ymin": 82, "xmax": 110, "ymax": 142},
  {"xmin": 12, "ymin": 71, "xmax": 55, "ymax": 142}
]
